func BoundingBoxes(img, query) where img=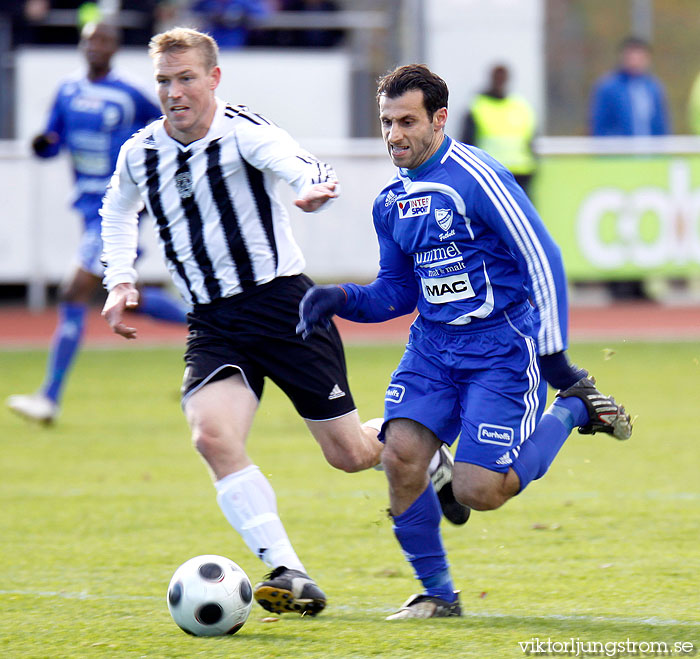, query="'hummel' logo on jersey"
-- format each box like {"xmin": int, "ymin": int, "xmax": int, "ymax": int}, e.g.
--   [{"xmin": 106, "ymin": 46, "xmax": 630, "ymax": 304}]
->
[{"xmin": 328, "ymin": 384, "xmax": 346, "ymax": 400}]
